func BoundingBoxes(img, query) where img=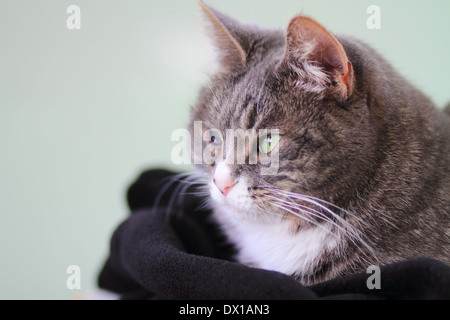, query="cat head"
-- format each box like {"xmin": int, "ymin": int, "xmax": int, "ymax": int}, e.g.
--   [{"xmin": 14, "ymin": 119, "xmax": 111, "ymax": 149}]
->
[{"xmin": 190, "ymin": 1, "xmax": 371, "ymax": 227}]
